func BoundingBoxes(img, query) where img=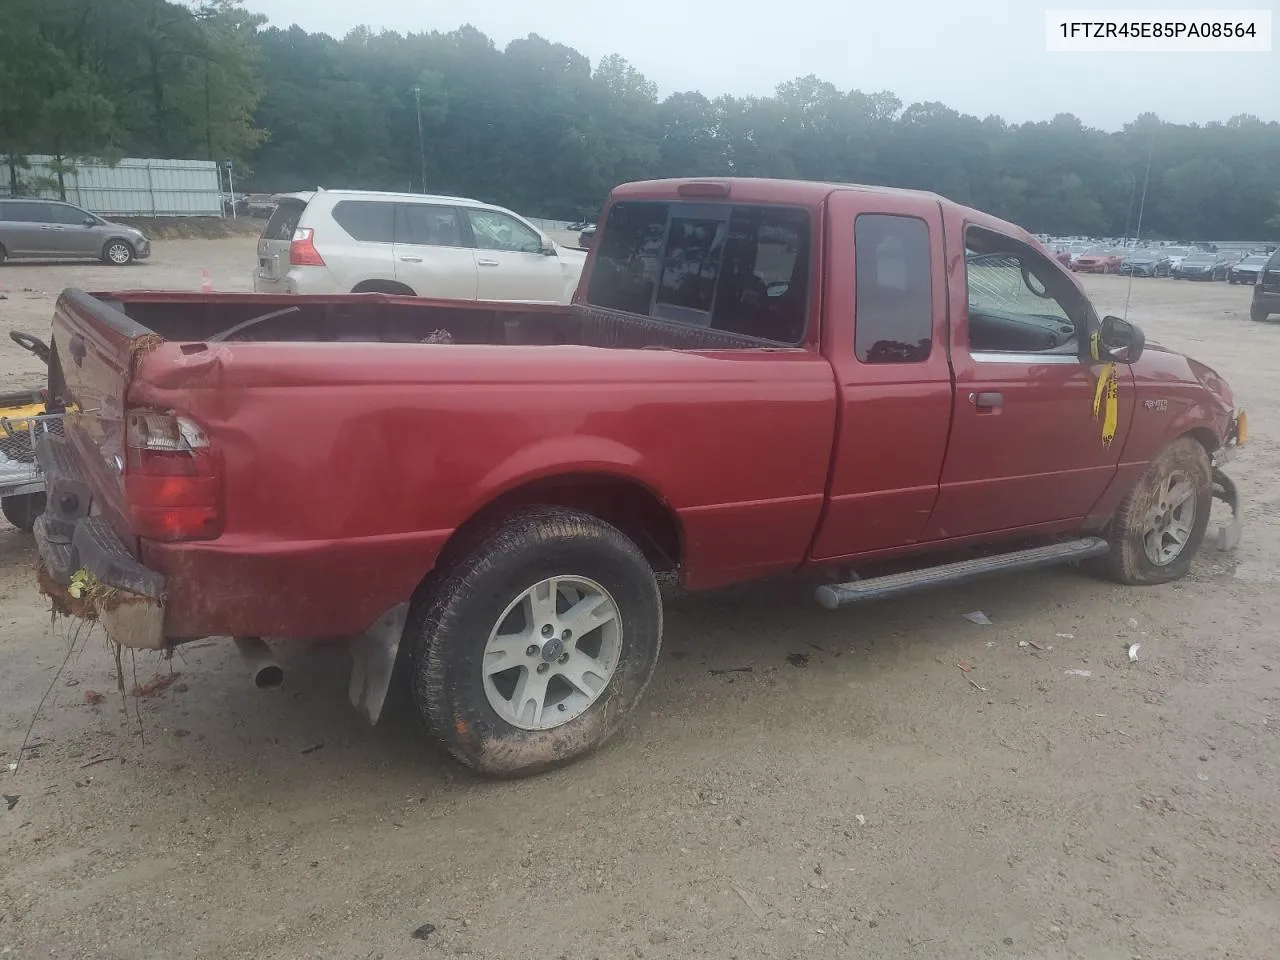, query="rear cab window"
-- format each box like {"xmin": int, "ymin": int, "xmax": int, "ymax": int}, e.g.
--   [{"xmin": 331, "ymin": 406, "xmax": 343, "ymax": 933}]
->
[
  {"xmin": 853, "ymin": 214, "xmax": 933, "ymax": 363},
  {"xmin": 586, "ymin": 200, "xmax": 810, "ymax": 344}
]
